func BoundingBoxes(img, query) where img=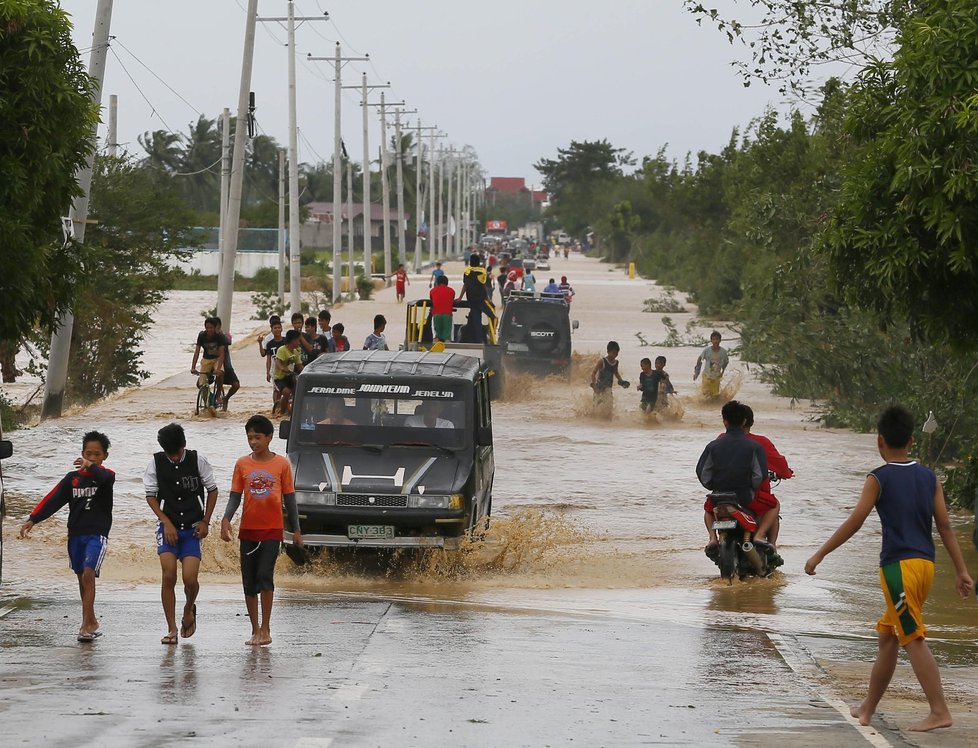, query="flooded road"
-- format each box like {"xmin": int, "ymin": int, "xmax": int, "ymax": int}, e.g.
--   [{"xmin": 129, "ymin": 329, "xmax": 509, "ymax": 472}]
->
[{"xmin": 2, "ymin": 254, "xmax": 978, "ymax": 745}]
